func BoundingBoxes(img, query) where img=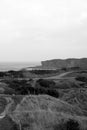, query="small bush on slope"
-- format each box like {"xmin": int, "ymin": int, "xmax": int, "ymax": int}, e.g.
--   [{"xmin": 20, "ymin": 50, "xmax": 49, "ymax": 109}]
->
[
  {"xmin": 55, "ymin": 80, "xmax": 80, "ymax": 89},
  {"xmin": 0, "ymin": 116, "xmax": 19, "ymax": 130},
  {"xmin": 76, "ymin": 76, "xmax": 87, "ymax": 83},
  {"xmin": 34, "ymin": 86, "xmax": 59, "ymax": 98},
  {"xmin": 36, "ymin": 79, "xmax": 55, "ymax": 88},
  {"xmin": 54, "ymin": 119, "xmax": 80, "ymax": 130},
  {"xmin": 65, "ymin": 119, "xmax": 80, "ymax": 130}
]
